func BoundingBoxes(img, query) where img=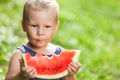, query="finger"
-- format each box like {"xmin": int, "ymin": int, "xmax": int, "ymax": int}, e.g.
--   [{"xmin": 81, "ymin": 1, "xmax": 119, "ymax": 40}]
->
[
  {"xmin": 28, "ymin": 69, "xmax": 37, "ymax": 78},
  {"xmin": 21, "ymin": 66, "xmax": 26, "ymax": 72},
  {"xmin": 69, "ymin": 62, "xmax": 81, "ymax": 73},
  {"xmin": 25, "ymin": 66, "xmax": 37, "ymax": 78},
  {"xmin": 26, "ymin": 66, "xmax": 34, "ymax": 73},
  {"xmin": 68, "ymin": 64, "xmax": 77, "ymax": 72},
  {"xmin": 67, "ymin": 67, "xmax": 74, "ymax": 75},
  {"xmin": 70, "ymin": 62, "xmax": 81, "ymax": 70}
]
